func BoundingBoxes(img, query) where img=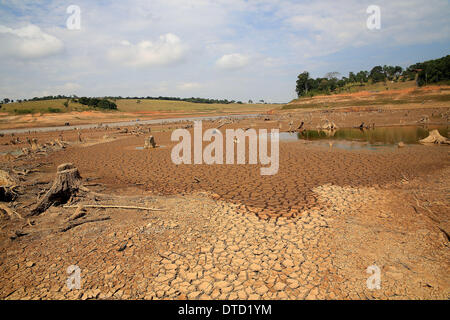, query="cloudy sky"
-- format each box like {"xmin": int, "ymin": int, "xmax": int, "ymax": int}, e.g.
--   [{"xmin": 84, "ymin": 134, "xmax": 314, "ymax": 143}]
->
[{"xmin": 0, "ymin": 0, "xmax": 449, "ymax": 102}]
